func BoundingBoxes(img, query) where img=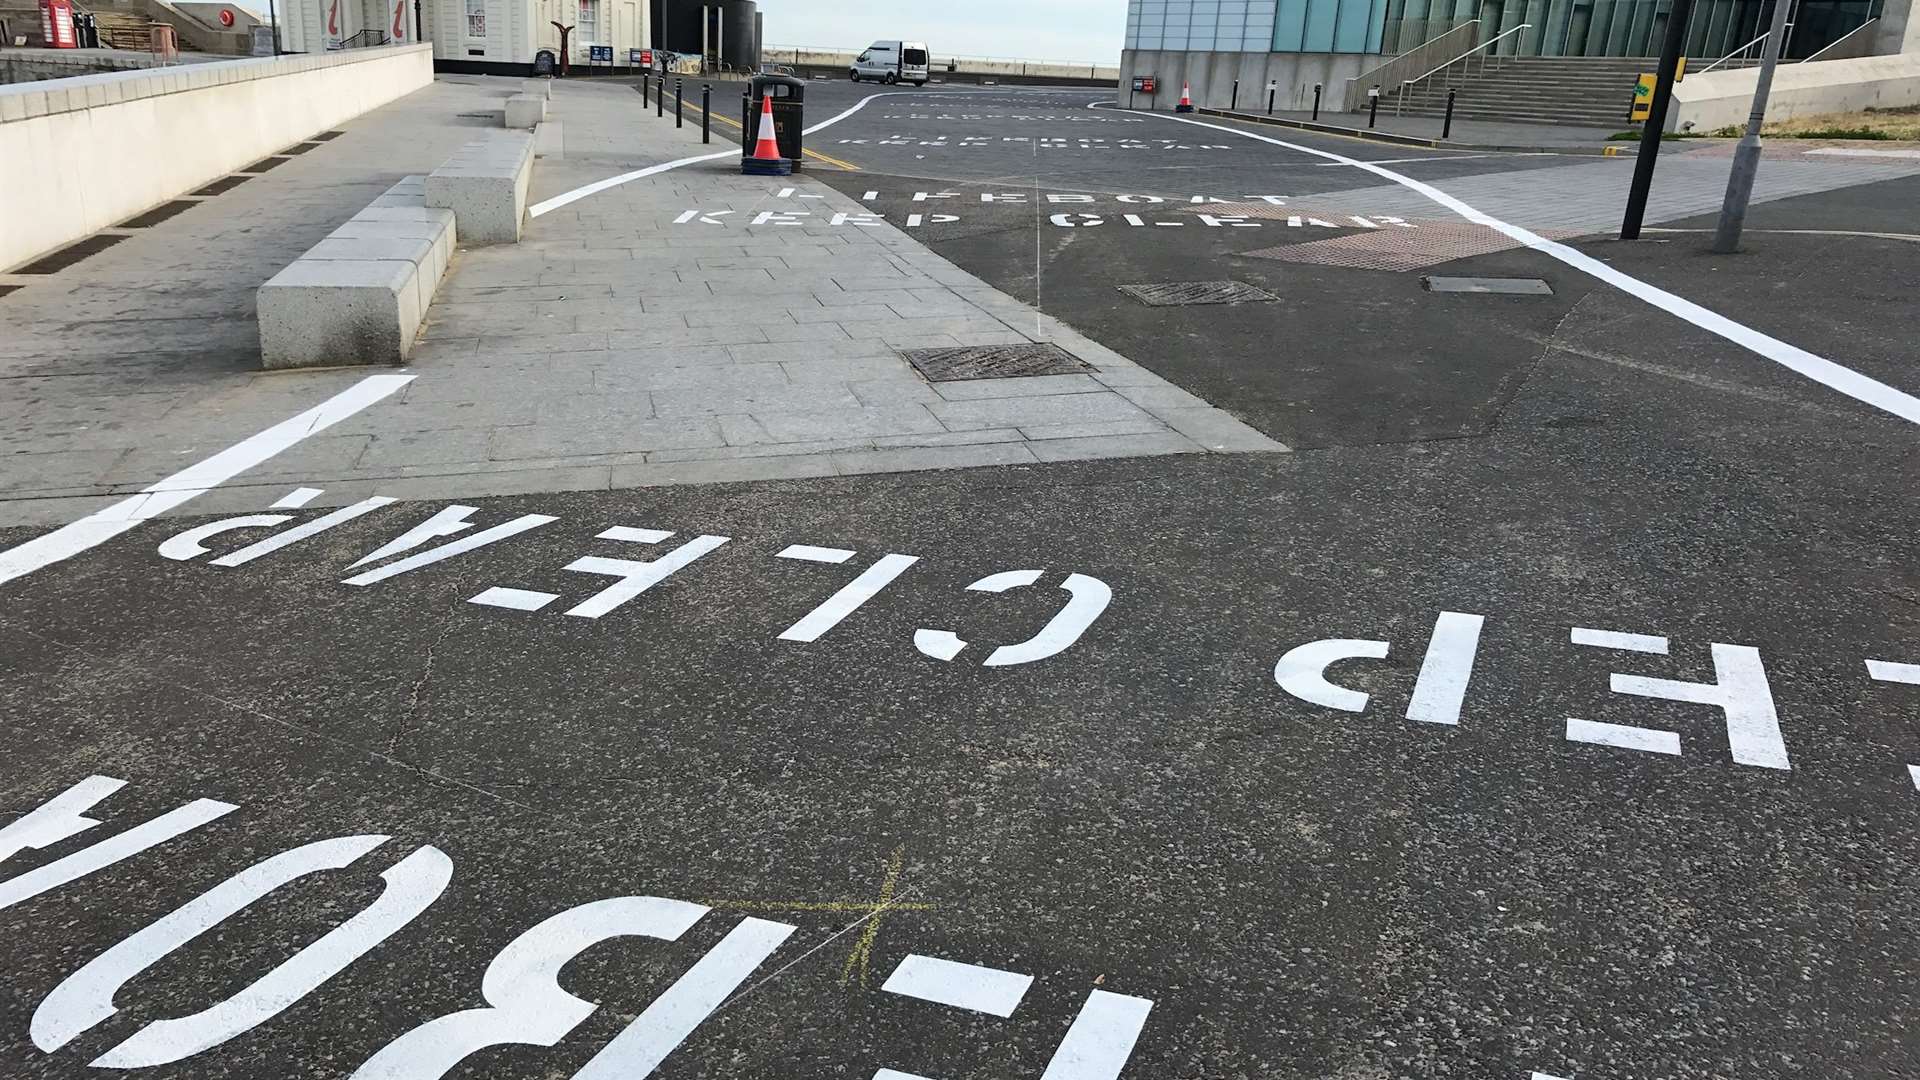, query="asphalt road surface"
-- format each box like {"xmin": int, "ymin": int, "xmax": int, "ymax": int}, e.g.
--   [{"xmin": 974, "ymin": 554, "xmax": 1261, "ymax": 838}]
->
[{"xmin": 2, "ymin": 82, "xmax": 1918, "ymax": 1080}]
